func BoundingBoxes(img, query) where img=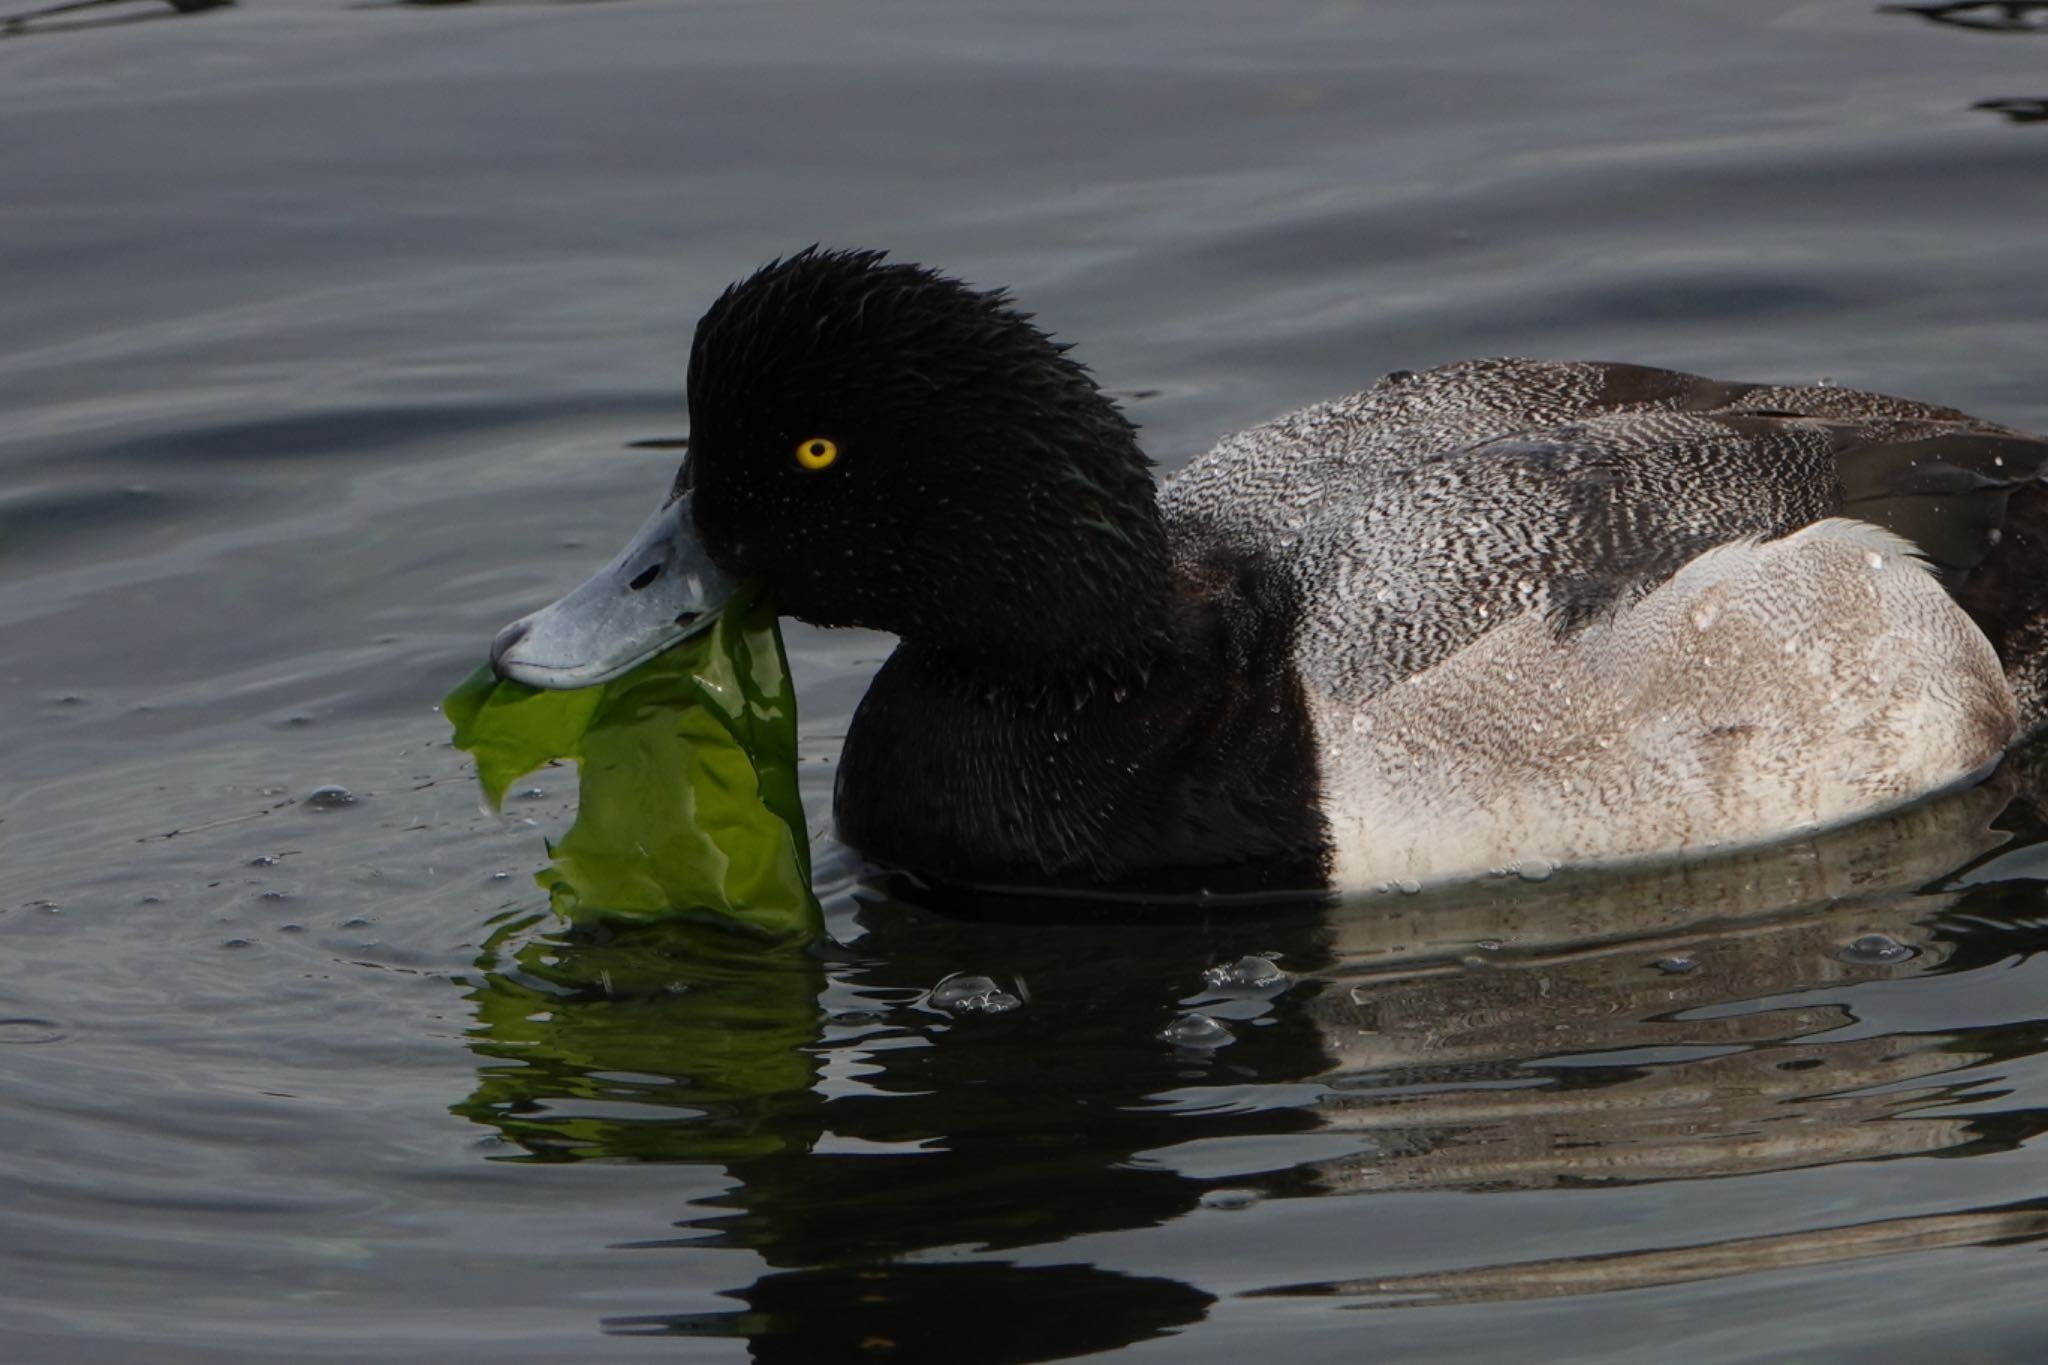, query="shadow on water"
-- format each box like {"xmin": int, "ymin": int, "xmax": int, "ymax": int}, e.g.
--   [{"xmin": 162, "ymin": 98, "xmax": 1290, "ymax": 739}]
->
[
  {"xmin": 605, "ymin": 1263, "xmax": 1213, "ymax": 1363},
  {"xmin": 1875, "ymin": 3, "xmax": 2048, "ymax": 133},
  {"xmin": 1976, "ymin": 97, "xmax": 2048, "ymax": 124},
  {"xmin": 455, "ymin": 896, "xmax": 1326, "ymax": 1357},
  {"xmin": 447, "ymin": 743, "xmax": 2048, "ymax": 1358},
  {"xmin": 355, "ymin": 0, "xmax": 632, "ymax": 9},
  {"xmin": 0, "ymin": 0, "xmax": 225, "ymax": 38},
  {"xmin": 1880, "ymin": 1, "xmax": 2048, "ymax": 32},
  {"xmin": 0, "ymin": 0, "xmax": 638, "ymax": 35}
]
